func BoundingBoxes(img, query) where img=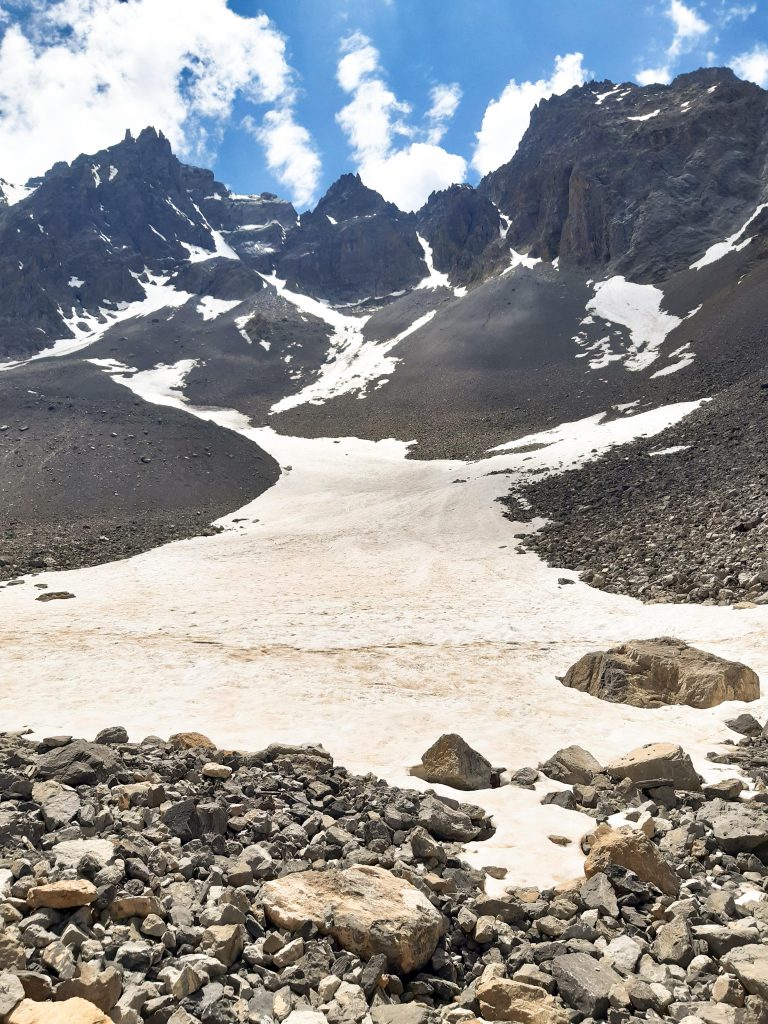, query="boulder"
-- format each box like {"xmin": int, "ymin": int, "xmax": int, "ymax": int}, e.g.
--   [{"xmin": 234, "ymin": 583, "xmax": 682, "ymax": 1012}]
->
[
  {"xmin": 26, "ymin": 880, "xmax": 97, "ymax": 910},
  {"xmin": 477, "ymin": 977, "xmax": 570, "ymax": 1023},
  {"xmin": 539, "ymin": 745, "xmax": 603, "ymax": 785},
  {"xmin": 722, "ymin": 945, "xmax": 768, "ymax": 1001},
  {"xmin": 93, "ymin": 726, "xmax": 128, "ymax": 744},
  {"xmin": 725, "ymin": 714, "xmax": 762, "ymax": 738},
  {"xmin": 561, "ymin": 637, "xmax": 760, "ymax": 709},
  {"xmin": 410, "ymin": 733, "xmax": 494, "ymax": 791},
  {"xmin": 551, "ymin": 952, "xmax": 622, "ymax": 1019},
  {"xmin": 168, "ymin": 732, "xmax": 216, "ymax": 750},
  {"xmin": 9, "ymin": 999, "xmax": 112, "ymax": 1024},
  {"xmin": 0, "ymin": 973, "xmax": 25, "ymax": 1020},
  {"xmin": 35, "ymin": 741, "xmax": 119, "ymax": 786},
  {"xmin": 606, "ymin": 742, "xmax": 700, "ymax": 791},
  {"xmin": 584, "ymin": 827, "xmax": 680, "ymax": 897},
  {"xmin": 262, "ymin": 864, "xmax": 445, "ymax": 973},
  {"xmin": 54, "ymin": 966, "xmax": 121, "ymax": 1012},
  {"xmin": 698, "ymin": 800, "xmax": 768, "ymax": 855}
]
